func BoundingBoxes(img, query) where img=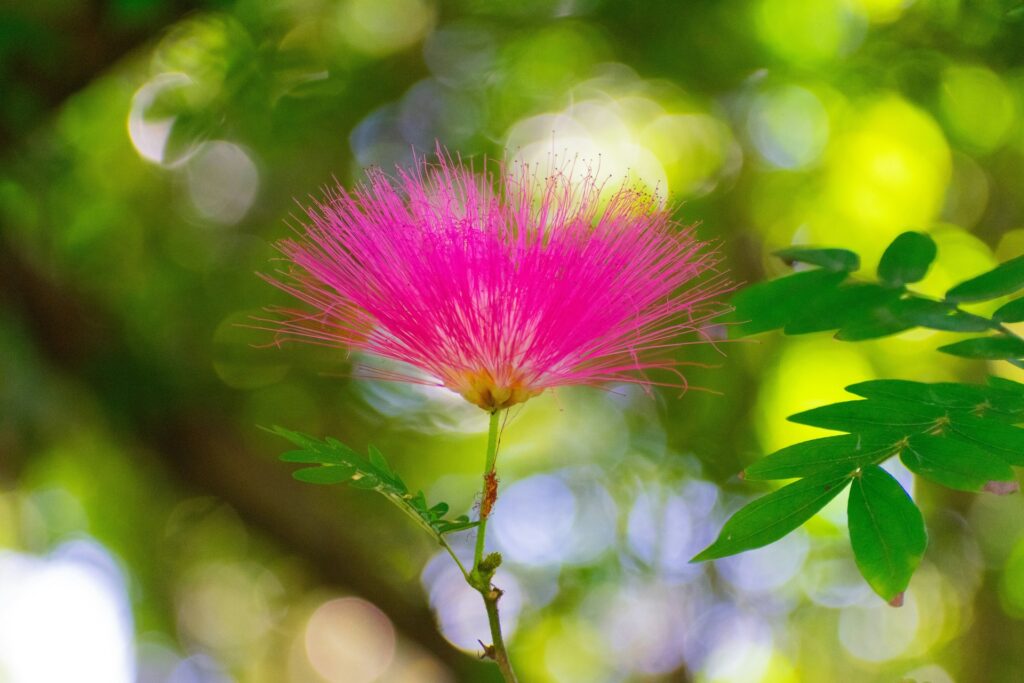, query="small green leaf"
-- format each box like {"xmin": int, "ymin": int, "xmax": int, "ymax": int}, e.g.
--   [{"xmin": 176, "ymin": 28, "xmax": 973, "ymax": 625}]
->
[
  {"xmin": 948, "ymin": 414, "xmax": 1024, "ymax": 466},
  {"xmin": 900, "ymin": 434, "xmax": 1015, "ymax": 492},
  {"xmin": 946, "ymin": 255, "xmax": 1024, "ymax": 303},
  {"xmin": 691, "ymin": 473, "xmax": 851, "ymax": 561},
  {"xmin": 293, "ymin": 465, "xmax": 357, "ymax": 484},
  {"xmin": 730, "ymin": 269, "xmax": 848, "ymax": 337},
  {"xmin": 993, "ymin": 297, "xmax": 1024, "ymax": 323},
  {"xmin": 894, "ymin": 299, "xmax": 992, "ymax": 332},
  {"xmin": 368, "ymin": 445, "xmax": 388, "ymax": 470},
  {"xmin": 785, "ymin": 284, "xmax": 903, "ymax": 335},
  {"xmin": 744, "ymin": 434, "xmax": 899, "ymax": 481},
  {"xmin": 938, "ymin": 335, "xmax": 1024, "ymax": 360},
  {"xmin": 788, "ymin": 399, "xmax": 946, "ymax": 433},
  {"xmin": 774, "ymin": 247, "xmax": 860, "ymax": 272},
  {"xmin": 848, "ymin": 466, "xmax": 927, "ymax": 602},
  {"xmin": 877, "ymin": 232, "xmax": 937, "ymax": 286}
]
